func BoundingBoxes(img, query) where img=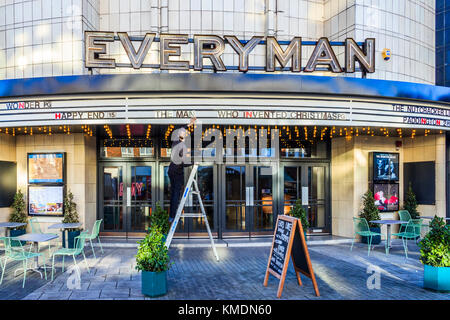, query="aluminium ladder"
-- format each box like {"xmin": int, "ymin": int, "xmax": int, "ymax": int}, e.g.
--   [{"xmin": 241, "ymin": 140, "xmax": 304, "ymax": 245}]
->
[{"xmin": 164, "ymin": 164, "xmax": 219, "ymax": 261}]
